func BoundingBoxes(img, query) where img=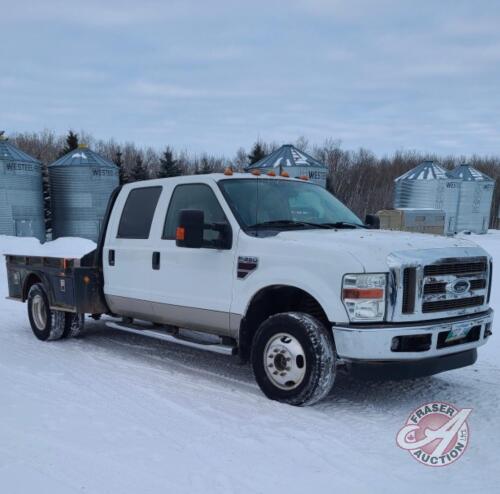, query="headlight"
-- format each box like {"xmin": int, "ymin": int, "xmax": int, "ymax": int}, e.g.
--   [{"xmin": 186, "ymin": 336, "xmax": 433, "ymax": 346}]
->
[{"xmin": 342, "ymin": 273, "xmax": 387, "ymax": 322}]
